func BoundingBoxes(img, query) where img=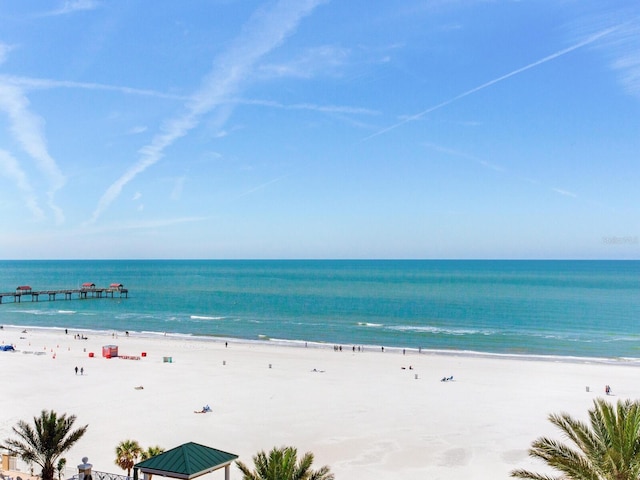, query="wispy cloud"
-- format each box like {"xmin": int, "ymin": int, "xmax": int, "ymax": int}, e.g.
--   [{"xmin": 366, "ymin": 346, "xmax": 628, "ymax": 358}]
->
[
  {"xmin": 424, "ymin": 142, "xmax": 585, "ymax": 202},
  {"xmin": 0, "ymin": 149, "xmax": 44, "ymax": 220},
  {"xmin": 364, "ymin": 25, "xmax": 621, "ymax": 141},
  {"xmin": 553, "ymin": 188, "xmax": 578, "ymax": 198},
  {"xmin": 0, "ymin": 75, "xmax": 188, "ymax": 101},
  {"xmin": 423, "ymin": 142, "xmax": 504, "ymax": 172},
  {"xmin": 127, "ymin": 126, "xmax": 148, "ymax": 135},
  {"xmin": 0, "ymin": 43, "xmax": 15, "ymax": 65},
  {"xmin": 0, "ymin": 82, "xmax": 66, "ymax": 223},
  {"xmin": 79, "ymin": 216, "xmax": 209, "ymax": 235},
  {"xmin": 46, "ymin": 0, "xmax": 100, "ymax": 16},
  {"xmin": 89, "ymin": 0, "xmax": 327, "ymax": 223},
  {"xmin": 170, "ymin": 176, "xmax": 186, "ymax": 201},
  {"xmin": 234, "ymin": 175, "xmax": 288, "ymax": 200},
  {"xmin": 233, "ymin": 98, "xmax": 378, "ymax": 115},
  {"xmin": 596, "ymin": 18, "xmax": 640, "ymax": 98},
  {"xmin": 258, "ymin": 44, "xmax": 350, "ymax": 78},
  {"xmin": 0, "ymin": 74, "xmax": 376, "ymax": 117}
]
